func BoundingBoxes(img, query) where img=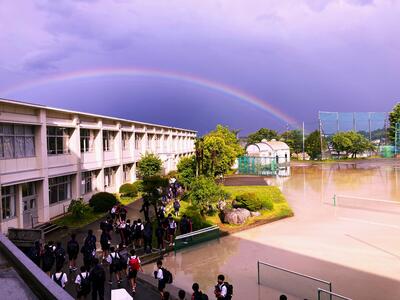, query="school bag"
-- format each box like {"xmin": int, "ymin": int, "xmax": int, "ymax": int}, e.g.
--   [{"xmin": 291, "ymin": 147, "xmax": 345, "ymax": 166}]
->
[
  {"xmin": 161, "ymin": 267, "xmax": 173, "ymax": 284},
  {"xmin": 128, "ymin": 256, "xmax": 140, "ymax": 271},
  {"xmin": 135, "ymin": 223, "xmax": 143, "ymax": 237},
  {"xmin": 55, "ymin": 247, "xmax": 65, "ymax": 261},
  {"xmin": 53, "ymin": 272, "xmax": 64, "ymax": 287},
  {"xmin": 67, "ymin": 240, "xmax": 79, "ymax": 254},
  {"xmin": 223, "ymin": 282, "xmax": 233, "ymax": 300},
  {"xmin": 100, "ymin": 233, "xmax": 109, "ymax": 245},
  {"xmin": 110, "ymin": 252, "xmax": 121, "ymax": 267},
  {"xmin": 78, "ymin": 272, "xmax": 91, "ymax": 294}
]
